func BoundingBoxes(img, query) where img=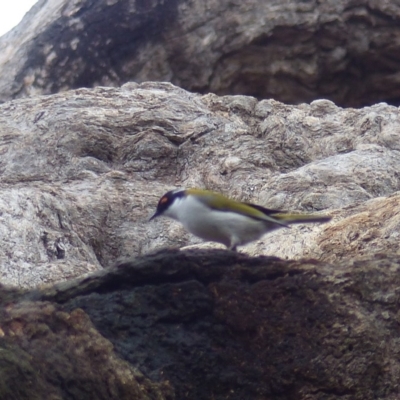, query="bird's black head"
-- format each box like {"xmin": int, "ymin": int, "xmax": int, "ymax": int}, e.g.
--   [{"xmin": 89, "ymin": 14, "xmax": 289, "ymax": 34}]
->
[{"xmin": 149, "ymin": 189, "xmax": 185, "ymax": 221}]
